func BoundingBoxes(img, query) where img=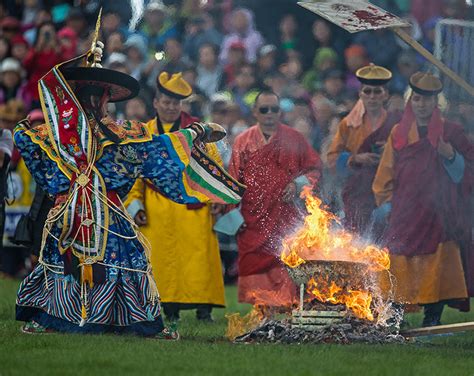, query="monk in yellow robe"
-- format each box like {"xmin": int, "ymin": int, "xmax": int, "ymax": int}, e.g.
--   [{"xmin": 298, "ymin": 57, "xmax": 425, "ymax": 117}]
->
[
  {"xmin": 126, "ymin": 72, "xmax": 224, "ymax": 321},
  {"xmin": 373, "ymin": 72, "xmax": 474, "ymax": 326}
]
